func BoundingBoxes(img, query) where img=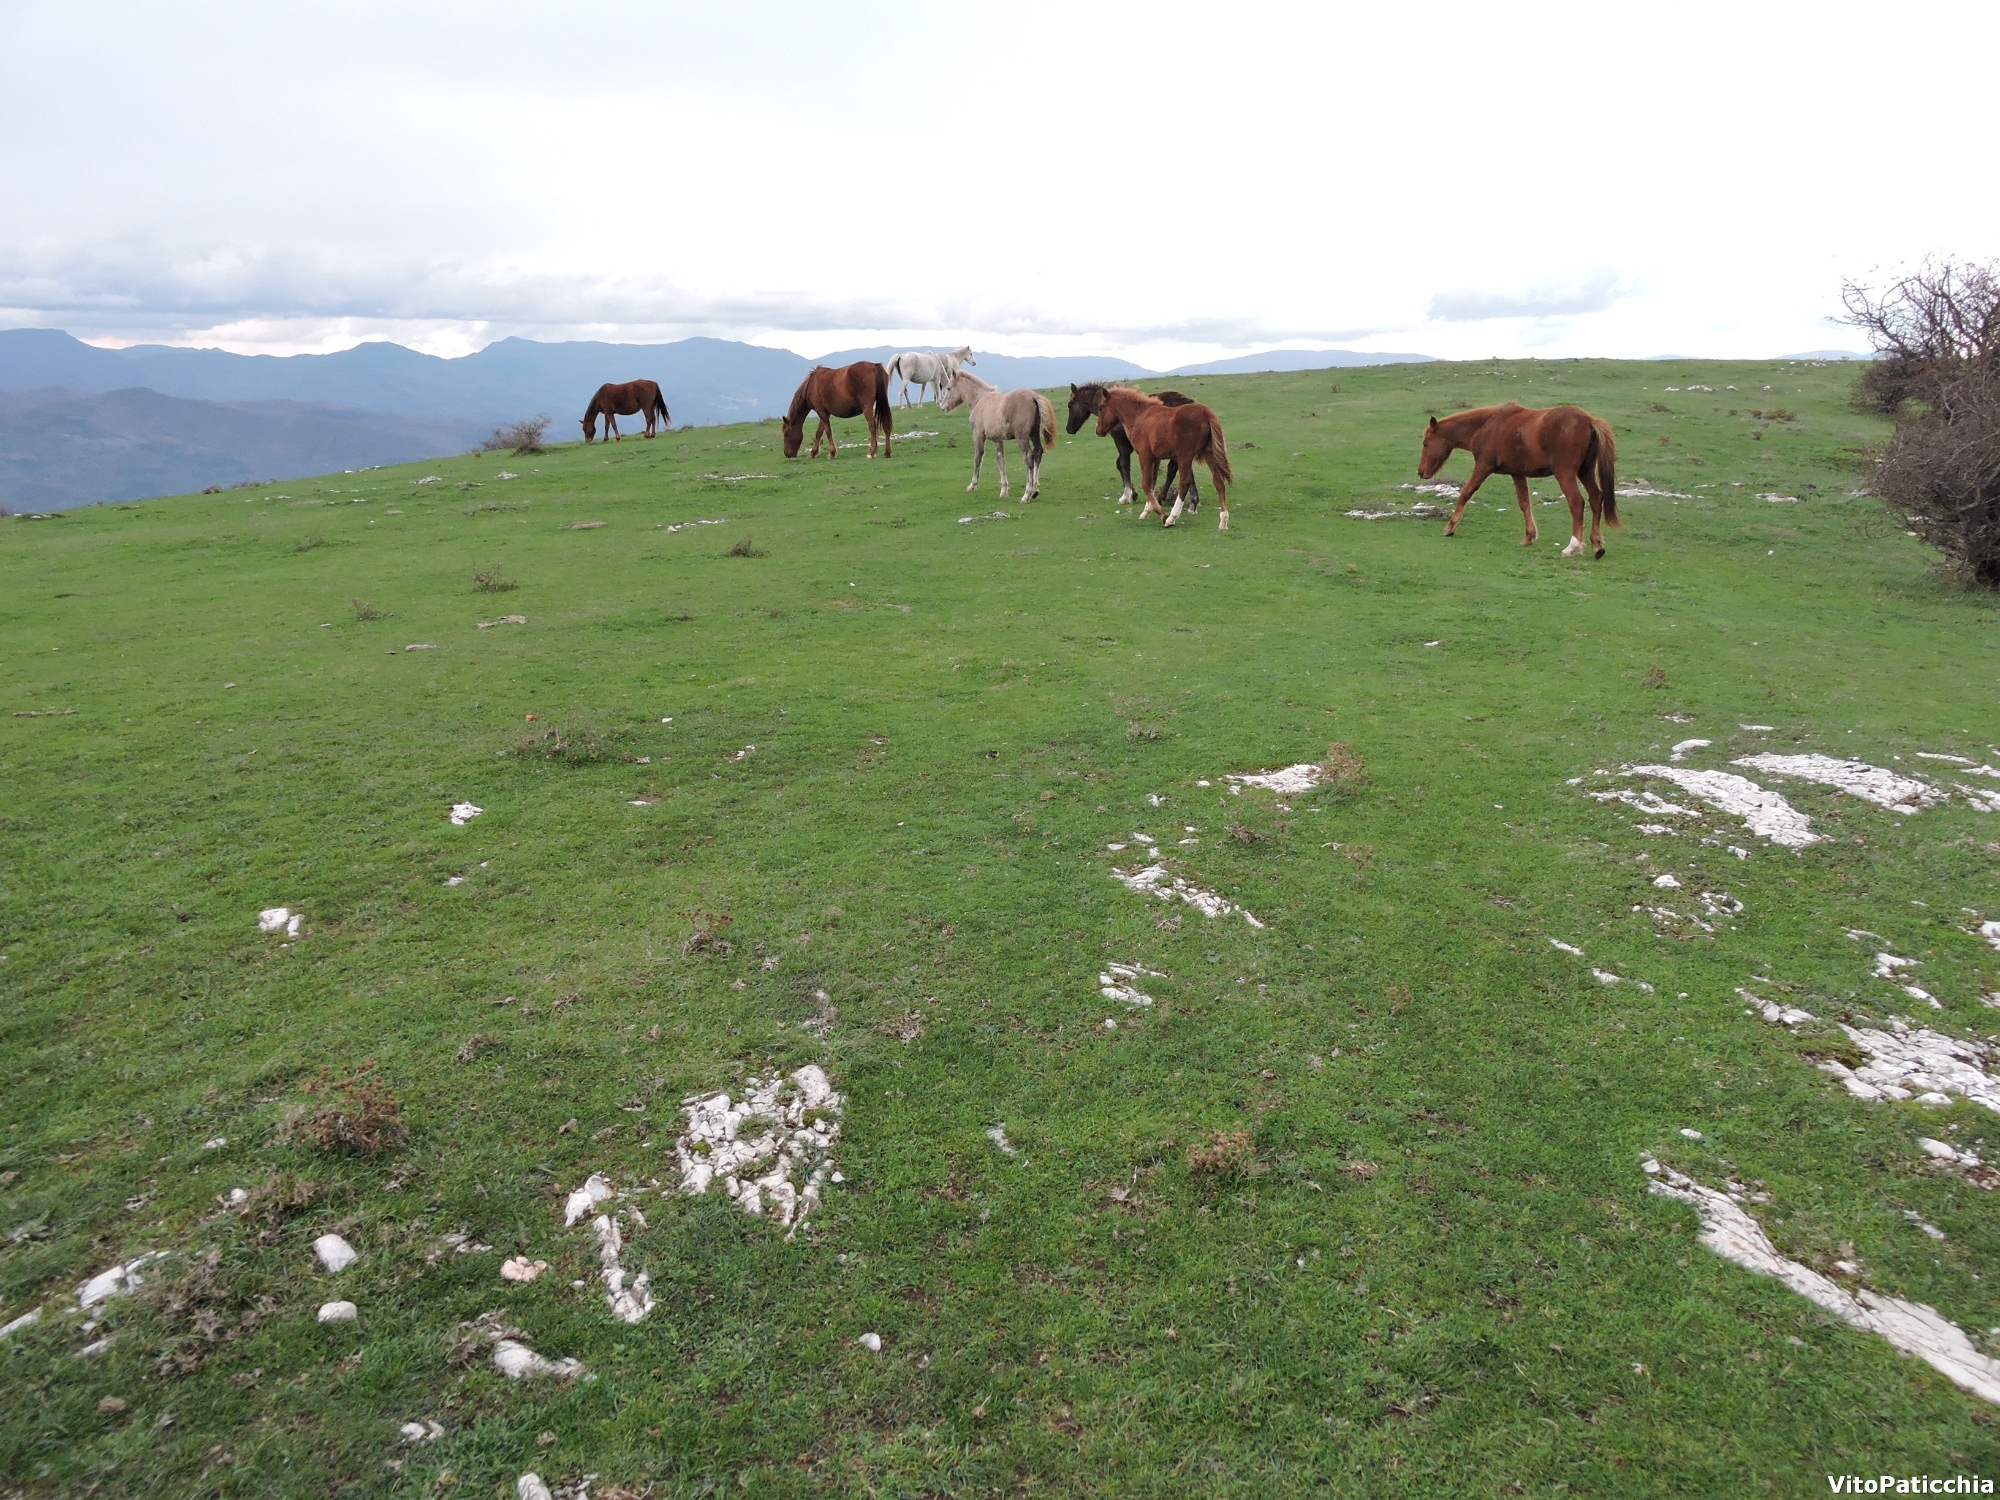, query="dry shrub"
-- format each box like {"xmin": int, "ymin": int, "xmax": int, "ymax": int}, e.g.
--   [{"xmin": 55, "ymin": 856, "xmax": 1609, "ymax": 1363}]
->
[
  {"xmin": 1318, "ymin": 742, "xmax": 1369, "ymax": 789},
  {"xmin": 1642, "ymin": 664, "xmax": 1669, "ymax": 690},
  {"xmin": 727, "ymin": 536, "xmax": 767, "ymax": 557},
  {"xmin": 481, "ymin": 415, "xmax": 550, "ymax": 454},
  {"xmin": 147, "ymin": 1248, "xmax": 274, "ymax": 1377},
  {"xmin": 454, "ymin": 1033, "xmax": 499, "ymax": 1064},
  {"xmin": 472, "ymin": 567, "xmax": 518, "ymax": 593},
  {"xmin": 1227, "ymin": 820, "xmax": 1265, "ymax": 844},
  {"xmin": 1186, "ymin": 1126, "xmax": 1255, "ymax": 1177},
  {"xmin": 512, "ymin": 715, "xmax": 618, "ymax": 764},
  {"xmin": 351, "ymin": 598, "xmax": 382, "ymax": 622},
  {"xmin": 288, "ymin": 1065, "xmax": 409, "ymax": 1155},
  {"xmin": 233, "ymin": 1172, "xmax": 323, "ymax": 1231},
  {"xmin": 681, "ymin": 909, "xmax": 734, "ymax": 957}
]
